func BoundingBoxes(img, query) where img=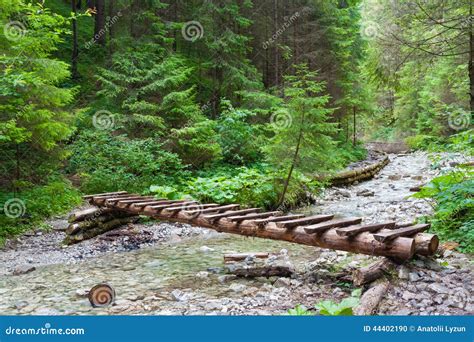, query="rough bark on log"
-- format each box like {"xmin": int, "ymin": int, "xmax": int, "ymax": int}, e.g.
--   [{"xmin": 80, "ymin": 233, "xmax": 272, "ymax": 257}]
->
[
  {"xmin": 232, "ymin": 266, "xmax": 293, "ymax": 278},
  {"xmin": 224, "ymin": 253, "xmax": 269, "ymax": 262},
  {"xmin": 414, "ymin": 233, "xmax": 439, "ymax": 256},
  {"xmin": 64, "ymin": 216, "xmax": 139, "ymax": 244},
  {"xmin": 354, "ymin": 281, "xmax": 390, "ymax": 315},
  {"xmin": 330, "ymin": 156, "xmax": 389, "ymax": 186},
  {"xmin": 68, "ymin": 207, "xmax": 113, "ymax": 223},
  {"xmin": 104, "ymin": 203, "xmax": 417, "ymax": 260},
  {"xmin": 352, "ymin": 258, "xmax": 397, "ymax": 286}
]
